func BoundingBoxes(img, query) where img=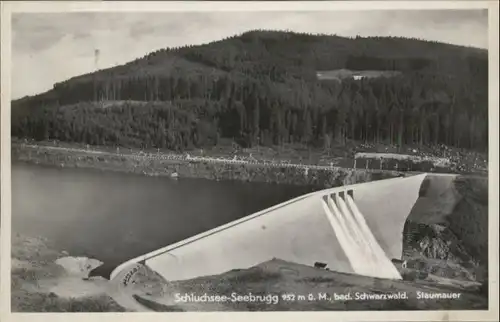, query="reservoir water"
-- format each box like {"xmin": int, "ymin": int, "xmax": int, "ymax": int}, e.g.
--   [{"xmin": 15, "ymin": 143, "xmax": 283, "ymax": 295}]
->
[{"xmin": 12, "ymin": 163, "xmax": 315, "ymax": 277}]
